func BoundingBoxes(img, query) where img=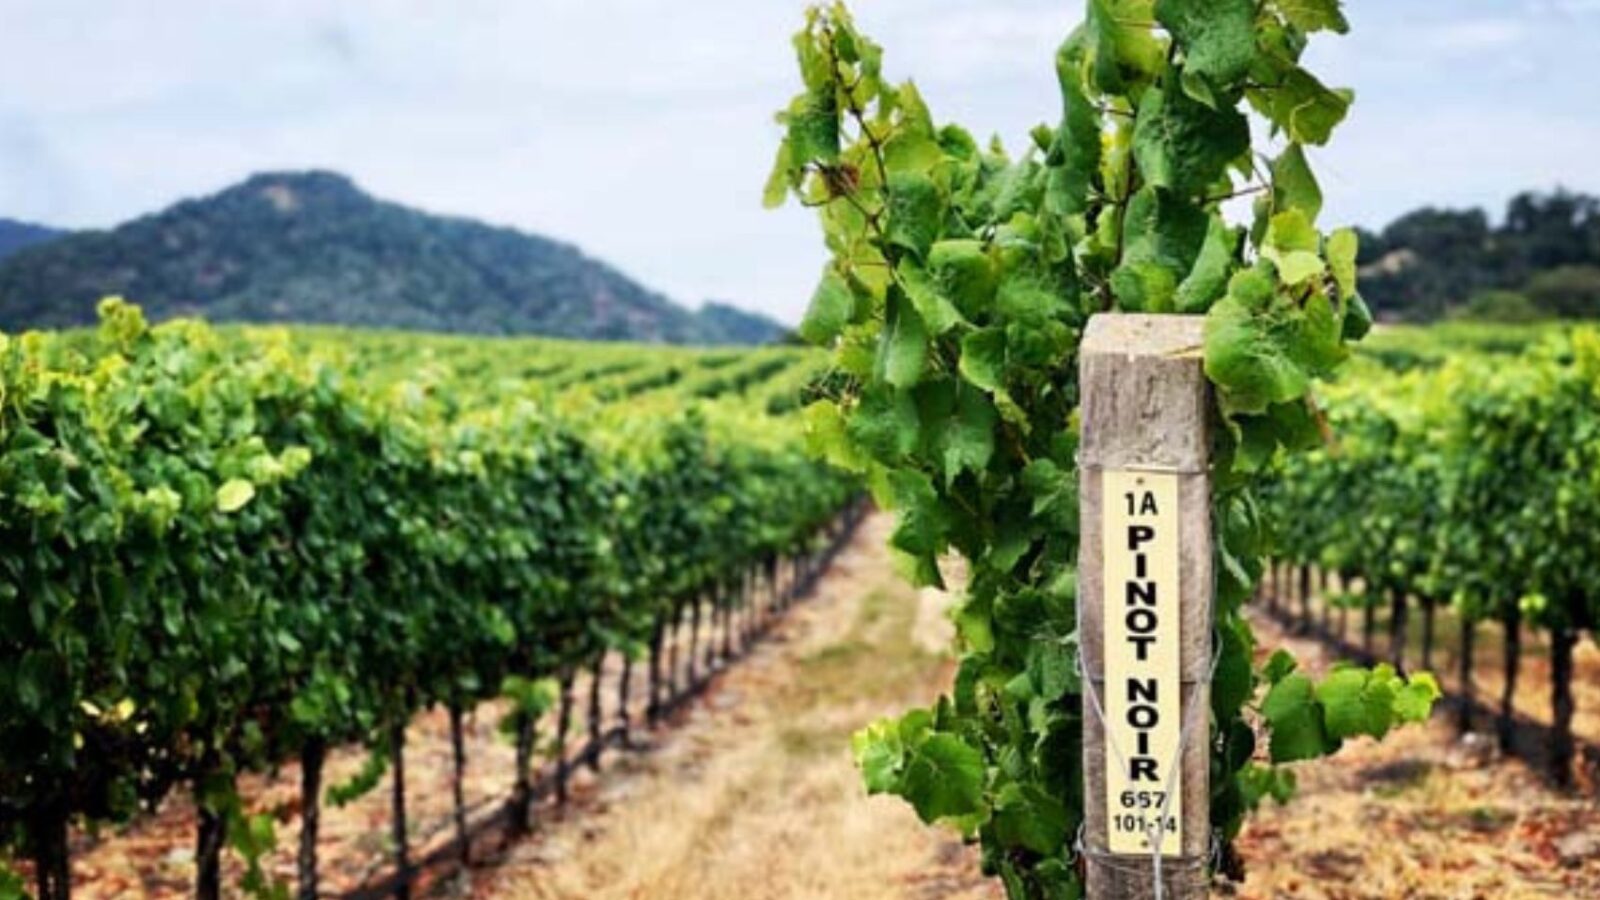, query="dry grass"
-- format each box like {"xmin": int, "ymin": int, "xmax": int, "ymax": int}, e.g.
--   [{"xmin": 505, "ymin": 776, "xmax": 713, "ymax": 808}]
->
[{"xmin": 473, "ymin": 513, "xmax": 1000, "ymax": 900}]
